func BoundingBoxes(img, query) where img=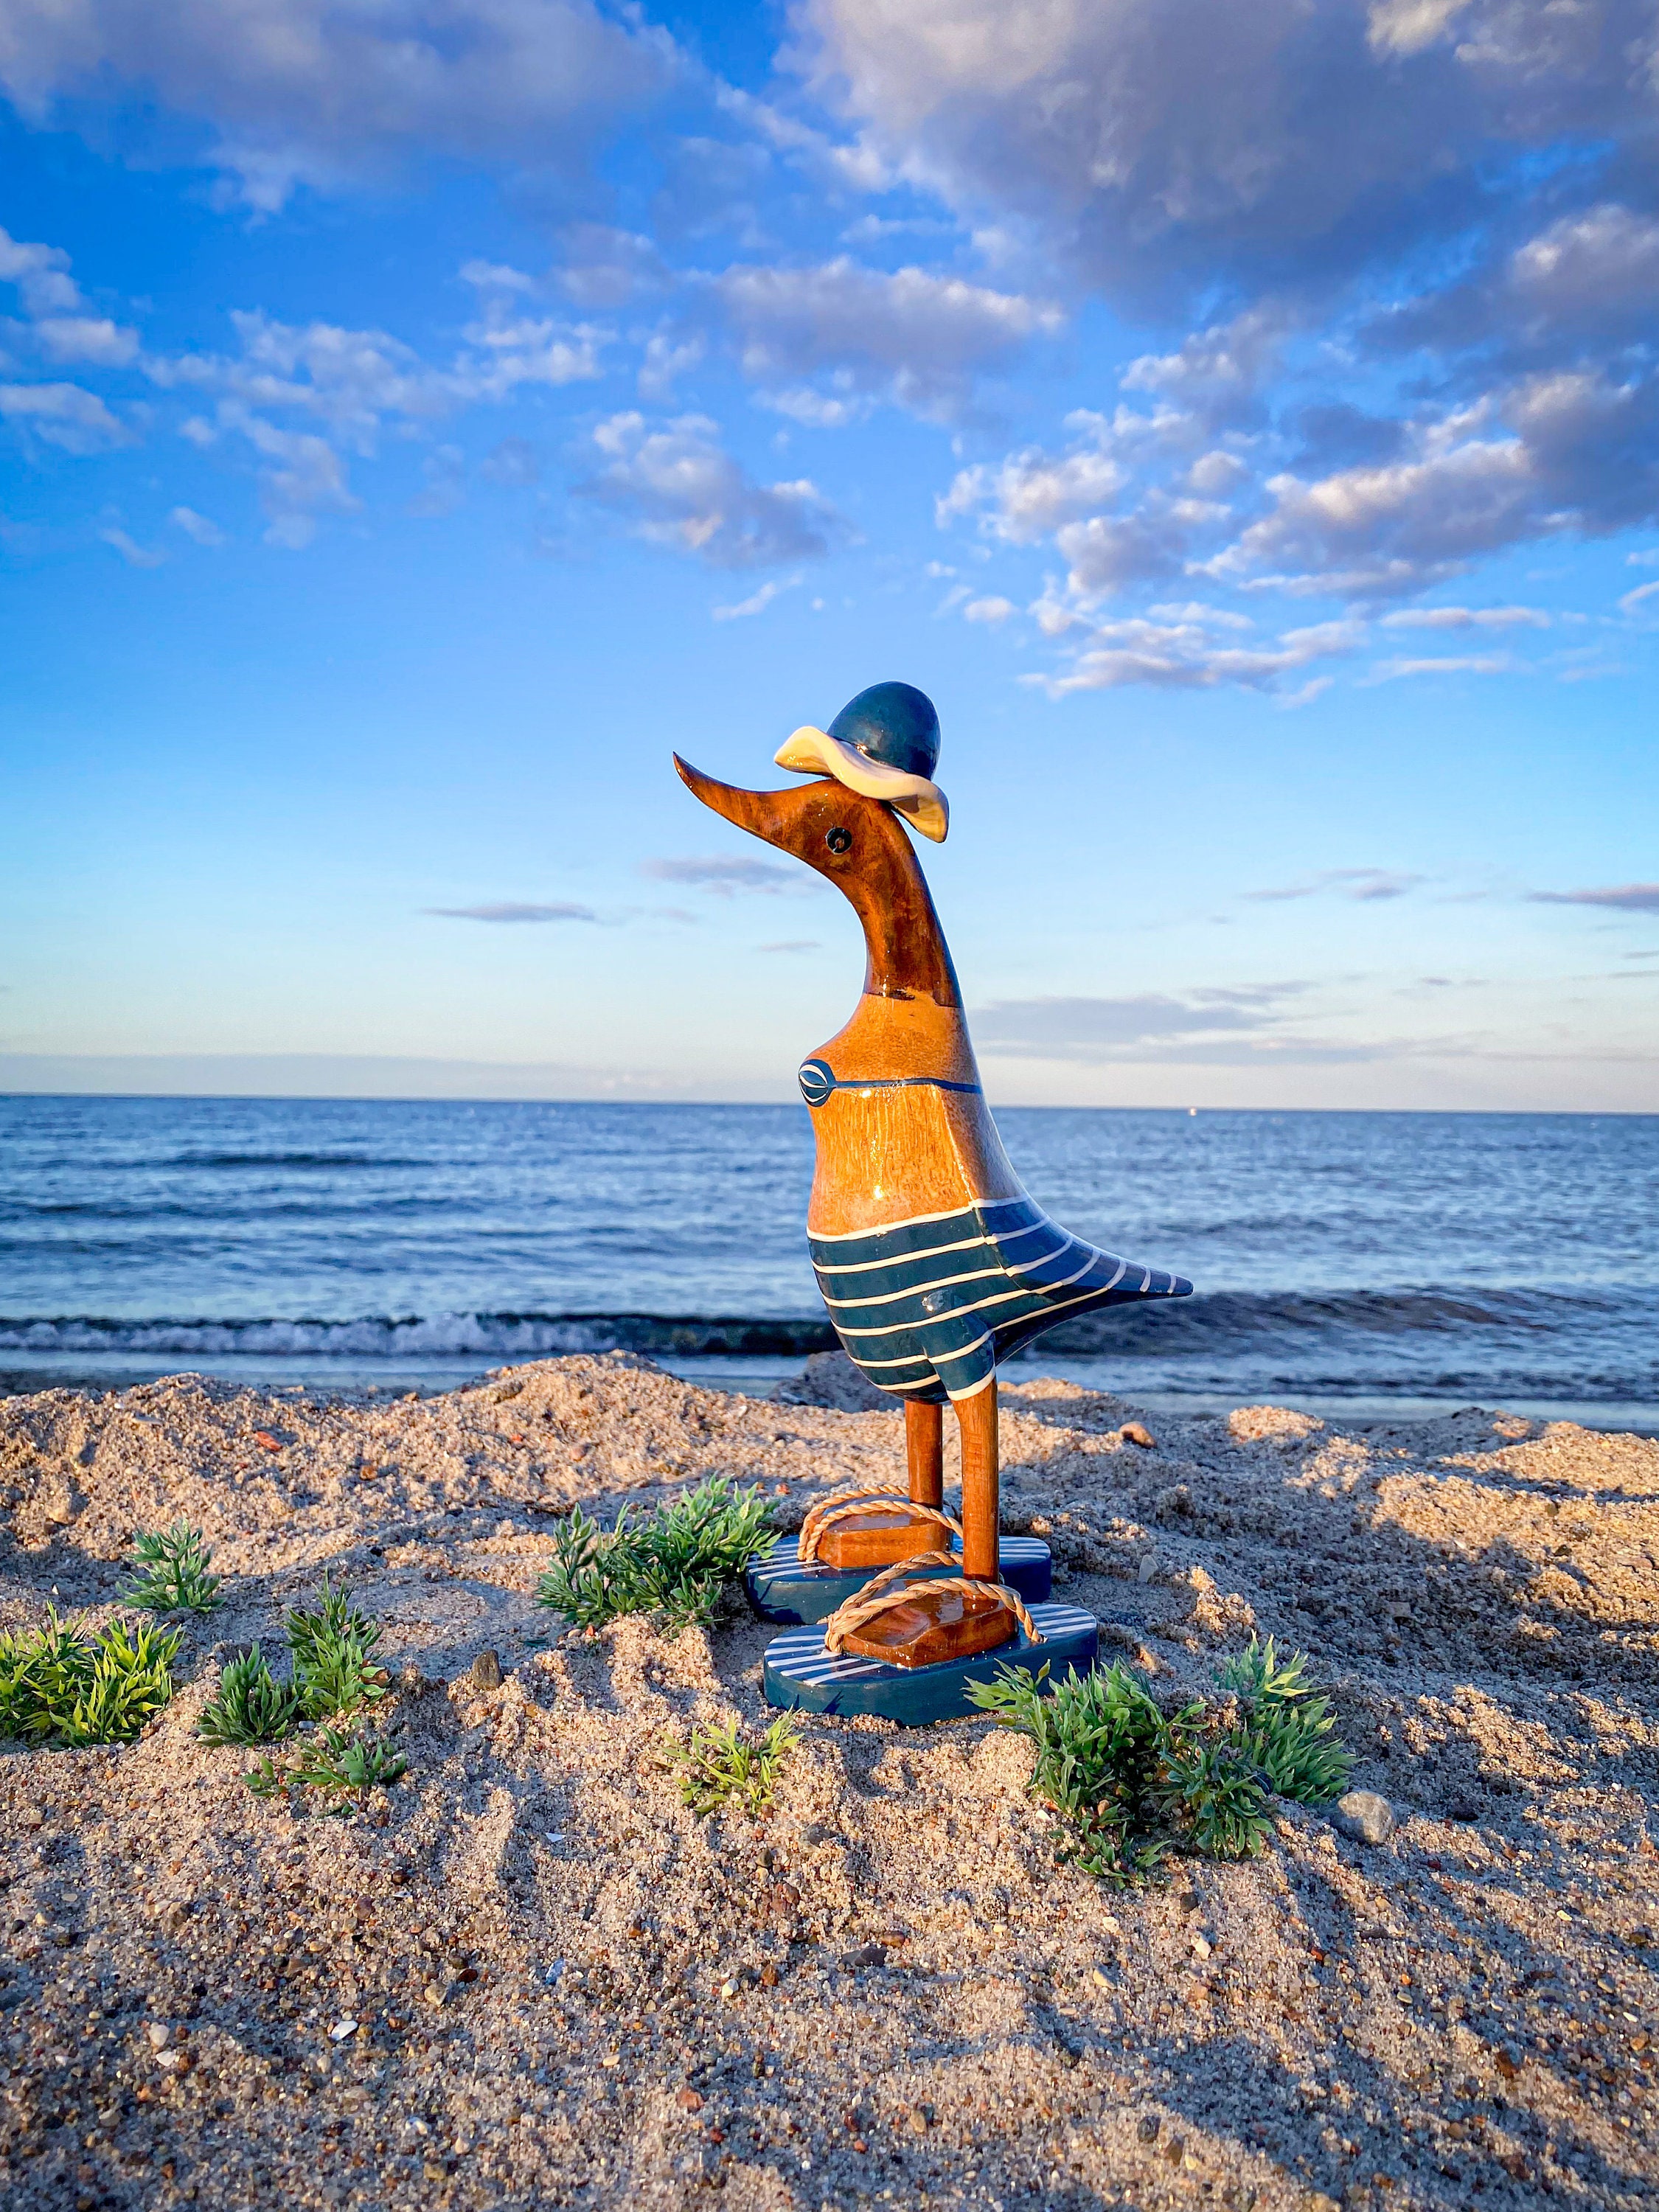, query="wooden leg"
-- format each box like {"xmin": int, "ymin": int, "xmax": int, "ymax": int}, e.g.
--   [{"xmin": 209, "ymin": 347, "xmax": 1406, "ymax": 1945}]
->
[
  {"xmin": 818, "ymin": 1397, "xmax": 947, "ymax": 1570},
  {"xmin": 956, "ymin": 1381, "xmax": 999, "ymax": 1581},
  {"xmin": 905, "ymin": 1398, "xmax": 943, "ymax": 1509},
  {"xmin": 834, "ymin": 1380, "xmax": 1012, "ymax": 1669}
]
